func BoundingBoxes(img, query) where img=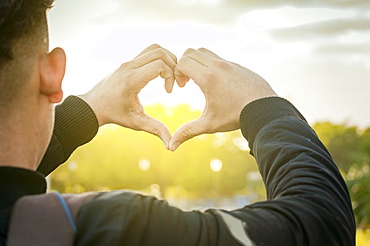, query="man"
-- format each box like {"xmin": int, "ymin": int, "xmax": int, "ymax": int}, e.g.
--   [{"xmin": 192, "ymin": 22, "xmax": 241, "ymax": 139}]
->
[{"xmin": 0, "ymin": 0, "xmax": 355, "ymax": 245}]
